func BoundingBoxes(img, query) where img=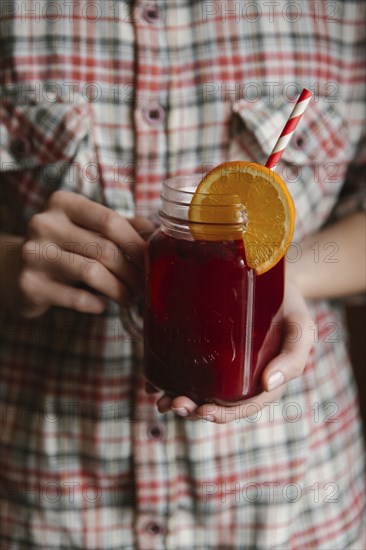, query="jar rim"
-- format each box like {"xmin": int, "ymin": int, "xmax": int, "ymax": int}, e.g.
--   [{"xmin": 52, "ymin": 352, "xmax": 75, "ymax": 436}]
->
[
  {"xmin": 160, "ymin": 175, "xmax": 247, "ymax": 240},
  {"xmin": 162, "ymin": 175, "xmax": 244, "ymax": 203}
]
